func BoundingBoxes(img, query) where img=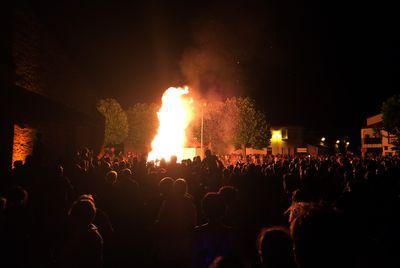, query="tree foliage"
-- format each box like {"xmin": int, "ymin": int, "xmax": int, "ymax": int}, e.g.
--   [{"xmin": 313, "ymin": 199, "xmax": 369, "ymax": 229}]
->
[
  {"xmin": 126, "ymin": 102, "xmax": 159, "ymax": 153},
  {"xmin": 191, "ymin": 97, "xmax": 270, "ymax": 153},
  {"xmin": 97, "ymin": 98, "xmax": 129, "ymax": 146},
  {"xmin": 382, "ymin": 94, "xmax": 400, "ymax": 147},
  {"xmin": 227, "ymin": 97, "xmax": 270, "ymax": 150},
  {"xmin": 190, "ymin": 101, "xmax": 233, "ymax": 153}
]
